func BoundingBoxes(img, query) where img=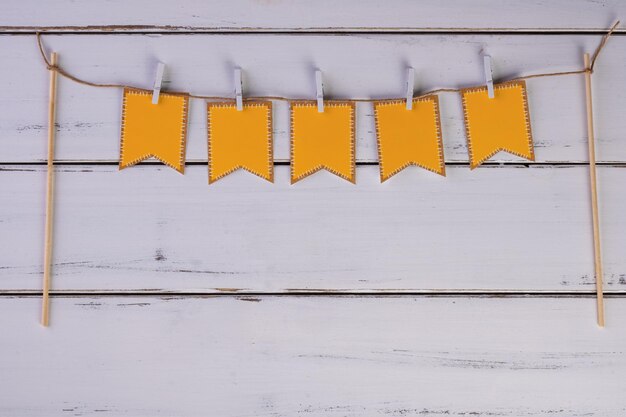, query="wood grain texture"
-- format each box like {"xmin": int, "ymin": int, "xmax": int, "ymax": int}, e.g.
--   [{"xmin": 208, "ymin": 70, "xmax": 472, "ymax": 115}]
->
[
  {"xmin": 0, "ymin": 0, "xmax": 623, "ymax": 32},
  {"xmin": 1, "ymin": 34, "xmax": 625, "ymax": 163},
  {"xmin": 2, "ymin": 2, "xmax": 625, "ymax": 413},
  {"xmin": 1, "ymin": 165, "xmax": 624, "ymax": 293},
  {"xmin": 1, "ymin": 296, "xmax": 625, "ymax": 416}
]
